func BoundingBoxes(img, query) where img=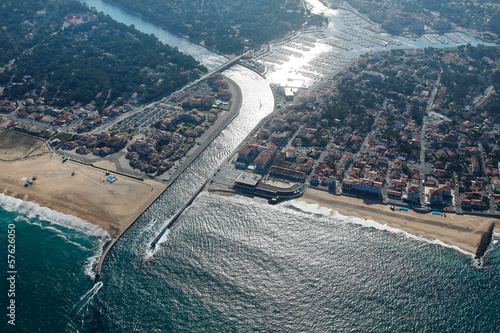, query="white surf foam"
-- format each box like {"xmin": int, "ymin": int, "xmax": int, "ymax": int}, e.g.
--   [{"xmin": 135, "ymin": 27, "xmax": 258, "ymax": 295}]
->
[
  {"xmin": 67, "ymin": 281, "xmax": 103, "ymax": 320},
  {"xmin": 206, "ymin": 192, "xmax": 494, "ymax": 261},
  {"xmin": 14, "ymin": 215, "xmax": 90, "ymax": 251},
  {"xmin": 145, "ymin": 229, "xmax": 170, "ymax": 259},
  {"xmin": 0, "ymin": 193, "xmax": 109, "ymax": 239},
  {"xmin": 156, "ymin": 228, "xmax": 171, "ymax": 246},
  {"xmin": 83, "ymin": 238, "xmax": 109, "ymax": 279},
  {"xmin": 1, "ymin": 194, "xmax": 110, "ymax": 279},
  {"xmin": 145, "ymin": 228, "xmax": 171, "ymax": 260},
  {"xmin": 285, "ymin": 199, "xmax": 475, "ymax": 257}
]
